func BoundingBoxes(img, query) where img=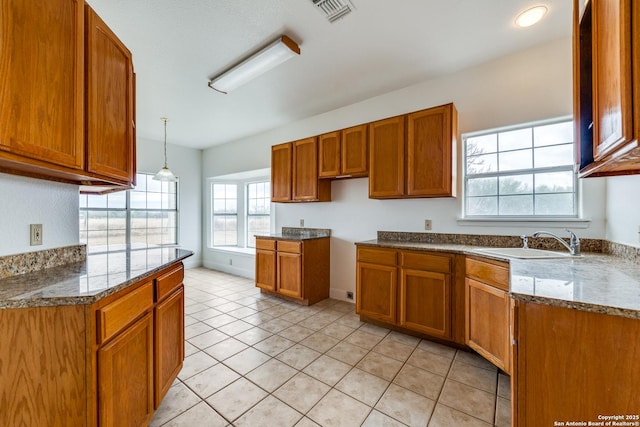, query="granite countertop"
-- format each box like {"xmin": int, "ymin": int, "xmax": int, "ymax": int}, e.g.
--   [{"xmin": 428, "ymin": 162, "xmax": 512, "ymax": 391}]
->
[
  {"xmin": 0, "ymin": 248, "xmax": 193, "ymax": 309},
  {"xmin": 257, "ymin": 227, "xmax": 331, "ymax": 241},
  {"xmin": 356, "ymin": 239, "xmax": 640, "ymax": 319}
]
